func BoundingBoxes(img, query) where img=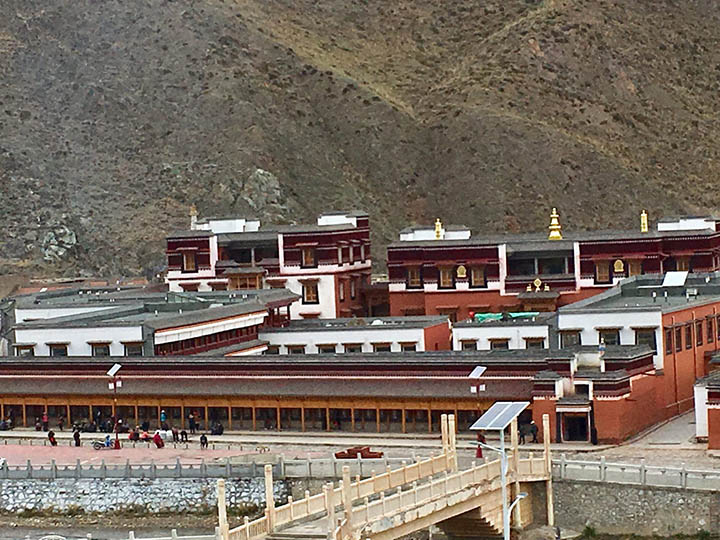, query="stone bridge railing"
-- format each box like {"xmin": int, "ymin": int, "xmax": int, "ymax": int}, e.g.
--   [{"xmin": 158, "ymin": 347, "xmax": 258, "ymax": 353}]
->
[{"xmin": 554, "ymin": 455, "xmax": 720, "ymax": 491}]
